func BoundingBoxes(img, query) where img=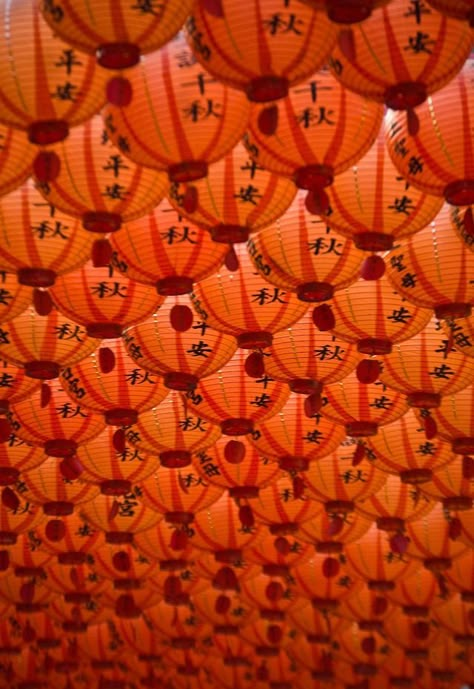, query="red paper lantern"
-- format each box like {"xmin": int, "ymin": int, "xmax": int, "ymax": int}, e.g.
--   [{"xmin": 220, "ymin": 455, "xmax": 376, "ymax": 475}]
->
[
  {"xmin": 4, "ymin": 531, "xmax": 53, "ymax": 577},
  {"xmin": 192, "ymin": 552, "xmax": 258, "ymax": 591},
  {"xmin": 244, "ymin": 532, "xmax": 313, "ymax": 576},
  {"xmin": 297, "ymin": 507, "xmax": 372, "ymax": 552},
  {"xmin": 239, "ymin": 571, "xmax": 301, "ymax": 617},
  {"xmin": 134, "ymin": 519, "xmax": 196, "ymax": 573},
  {"xmin": 0, "ymin": 124, "xmax": 37, "ymax": 197},
  {"xmin": 0, "ymin": 359, "xmax": 40, "ymax": 416},
  {"xmin": 0, "ymin": 492, "xmax": 44, "ymax": 547},
  {"xmin": 427, "ymin": 385, "xmax": 474, "ymax": 455},
  {"xmin": 337, "ymin": 586, "xmax": 395, "ymax": 631},
  {"xmin": 0, "ymin": 431, "xmax": 44, "ymax": 487},
  {"xmin": 451, "ymin": 203, "xmax": 474, "ymax": 255},
  {"xmin": 419, "ymin": 459, "xmax": 473, "ymax": 512},
  {"xmin": 291, "ymin": 552, "xmax": 362, "ymax": 611},
  {"xmin": 443, "ymin": 550, "xmax": 474, "ymax": 602},
  {"xmin": 432, "ymin": 594, "xmax": 474, "ymax": 643},
  {"xmin": 0, "ymin": 271, "xmax": 32, "ymax": 324},
  {"xmin": 386, "ymin": 566, "xmax": 452, "ymax": 617},
  {"xmin": 36, "ymin": 512, "xmax": 105, "ymax": 566},
  {"xmin": 192, "ymin": 587, "xmax": 258, "ymax": 629},
  {"xmin": 42, "ymin": 561, "xmax": 105, "ymax": 600},
  {"xmin": 289, "ymin": 599, "xmax": 349, "ymax": 643},
  {"xmin": 250, "ymin": 475, "xmax": 321, "ymax": 534}
]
